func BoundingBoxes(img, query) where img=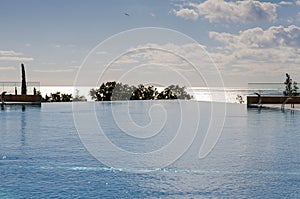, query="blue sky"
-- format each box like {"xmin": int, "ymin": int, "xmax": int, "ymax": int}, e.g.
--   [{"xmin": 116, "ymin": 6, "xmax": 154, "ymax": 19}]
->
[{"xmin": 0, "ymin": 0, "xmax": 300, "ymax": 87}]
